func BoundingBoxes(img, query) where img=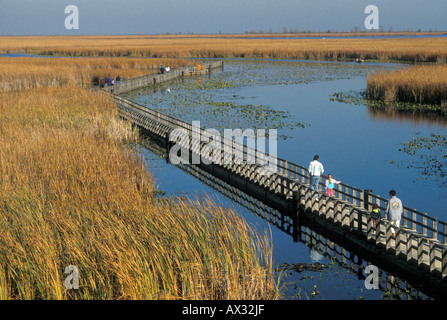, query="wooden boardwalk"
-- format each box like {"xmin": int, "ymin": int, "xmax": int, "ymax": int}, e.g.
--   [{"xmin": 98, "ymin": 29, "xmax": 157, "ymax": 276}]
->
[
  {"xmin": 140, "ymin": 137, "xmax": 434, "ymax": 299},
  {"xmin": 103, "ymin": 62, "xmax": 447, "ymax": 296}
]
